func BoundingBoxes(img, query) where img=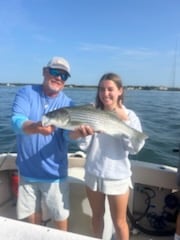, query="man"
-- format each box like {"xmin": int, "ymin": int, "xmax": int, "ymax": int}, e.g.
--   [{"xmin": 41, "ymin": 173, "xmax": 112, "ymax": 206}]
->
[{"xmin": 11, "ymin": 56, "xmax": 73, "ymax": 230}]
